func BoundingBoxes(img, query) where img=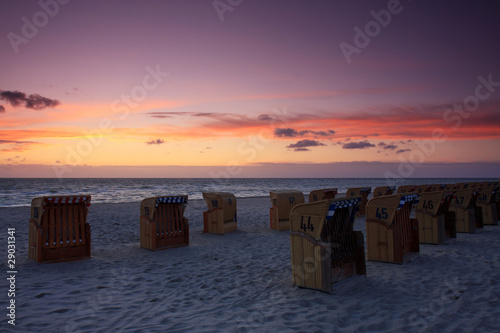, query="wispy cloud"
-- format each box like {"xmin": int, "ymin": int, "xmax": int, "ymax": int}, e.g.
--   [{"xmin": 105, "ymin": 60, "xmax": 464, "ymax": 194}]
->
[{"xmin": 146, "ymin": 139, "xmax": 165, "ymax": 145}]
